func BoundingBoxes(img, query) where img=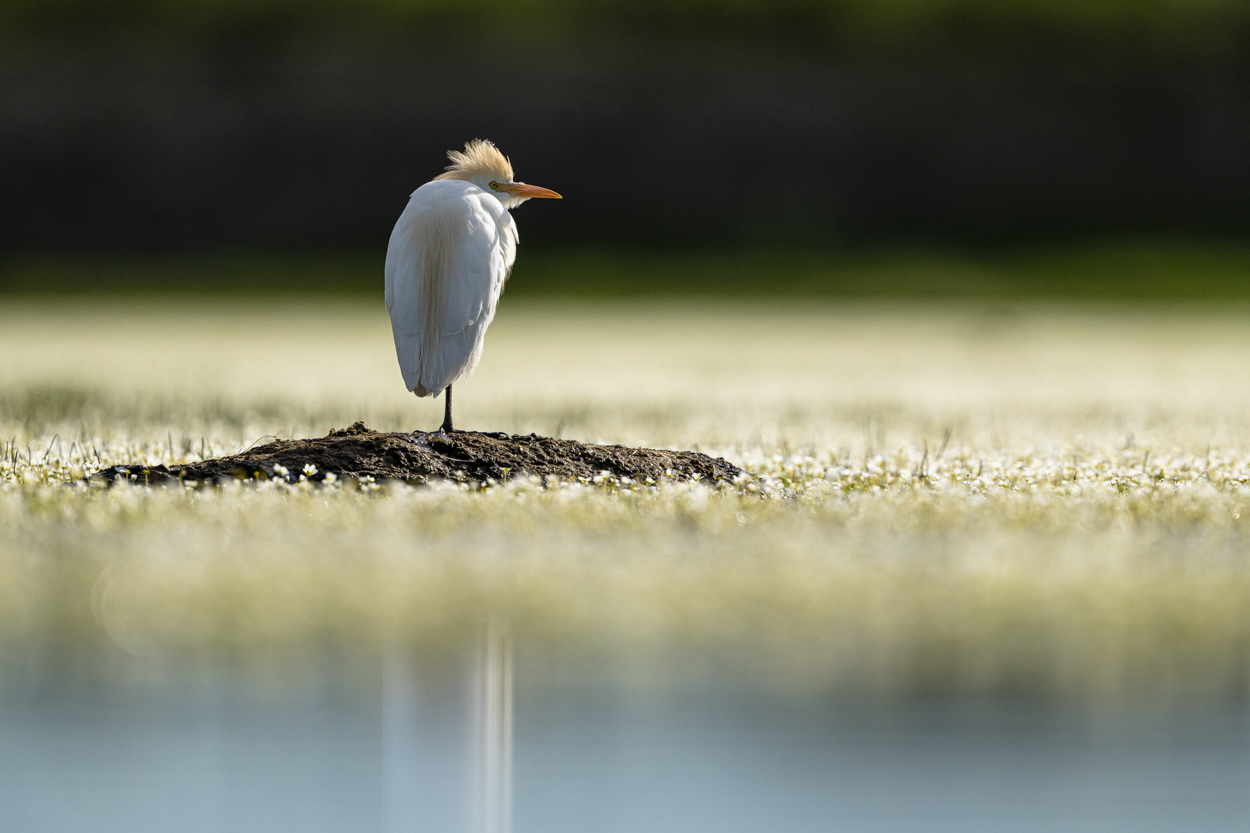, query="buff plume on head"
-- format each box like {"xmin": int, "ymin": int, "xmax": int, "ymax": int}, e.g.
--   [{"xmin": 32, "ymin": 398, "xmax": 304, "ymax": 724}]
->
[{"xmin": 433, "ymin": 139, "xmax": 514, "ymax": 184}]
